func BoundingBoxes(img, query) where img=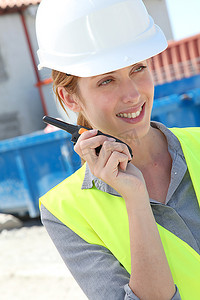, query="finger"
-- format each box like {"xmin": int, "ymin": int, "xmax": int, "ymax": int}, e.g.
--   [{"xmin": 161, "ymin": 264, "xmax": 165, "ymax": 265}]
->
[
  {"xmin": 79, "ymin": 135, "xmax": 115, "ymax": 156},
  {"xmin": 93, "ymin": 141, "xmax": 113, "ymax": 174},
  {"xmin": 99, "ymin": 140, "xmax": 132, "ymax": 161},
  {"xmin": 74, "ymin": 129, "xmax": 98, "ymax": 154},
  {"xmin": 74, "ymin": 129, "xmax": 100, "ymax": 157},
  {"xmin": 94, "ymin": 140, "xmax": 131, "ymax": 175},
  {"xmin": 74, "ymin": 130, "xmax": 115, "ymax": 166},
  {"xmin": 99, "ymin": 151, "xmax": 129, "ymax": 181},
  {"xmin": 76, "ymin": 128, "xmax": 98, "ymax": 142},
  {"xmin": 110, "ymin": 152, "xmax": 129, "ymax": 174},
  {"xmin": 113, "ymin": 142, "xmax": 132, "ymax": 161}
]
